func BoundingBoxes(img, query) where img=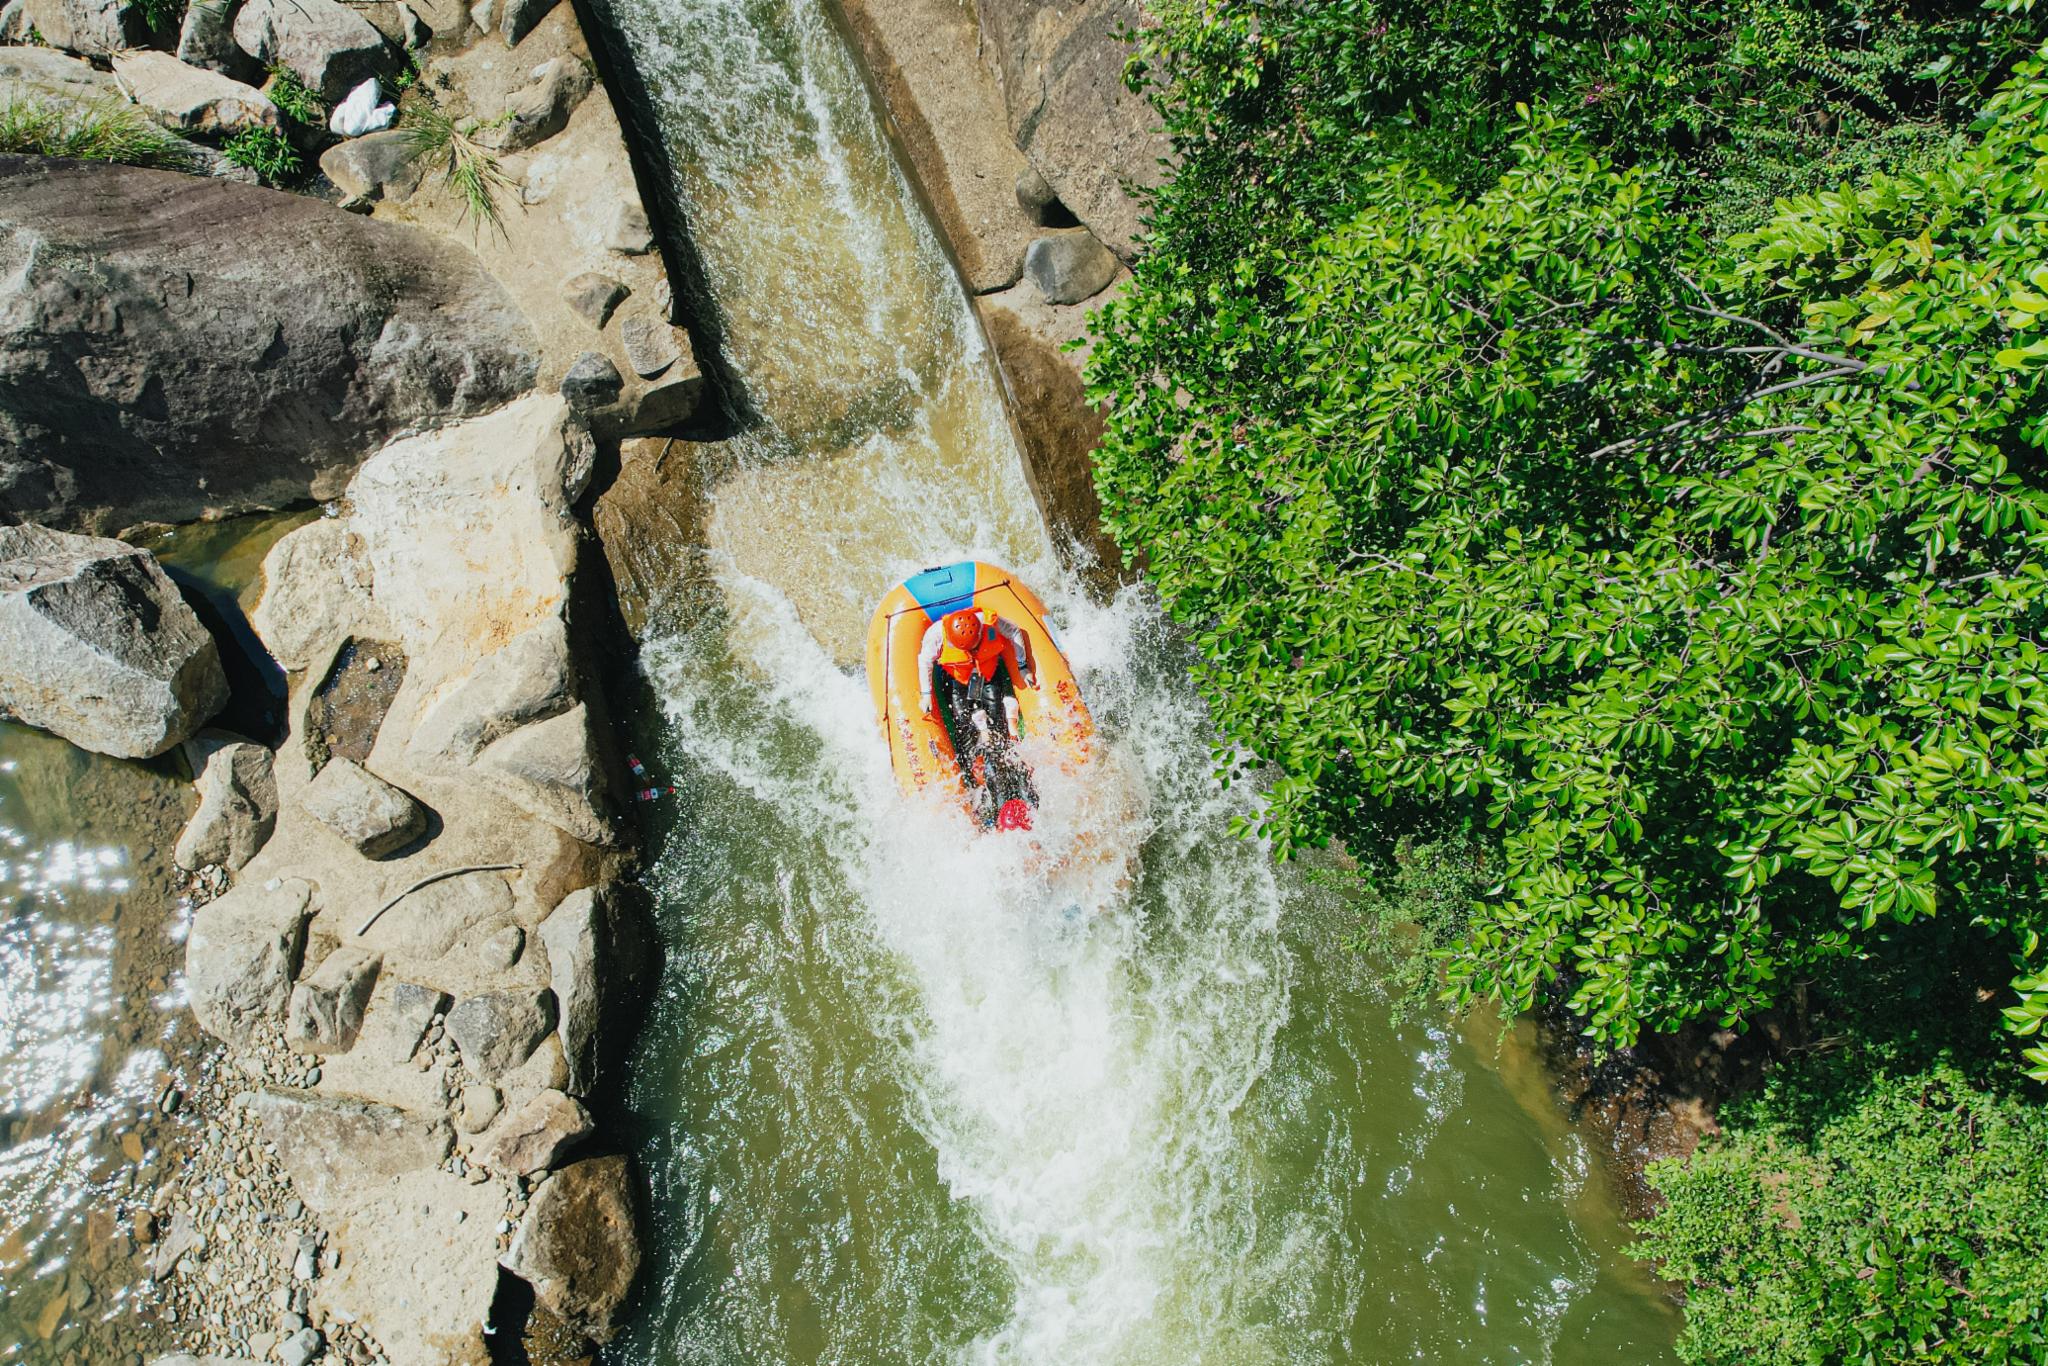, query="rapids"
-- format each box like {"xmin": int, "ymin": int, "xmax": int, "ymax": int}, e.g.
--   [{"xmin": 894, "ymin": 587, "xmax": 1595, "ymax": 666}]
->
[{"xmin": 586, "ymin": 0, "xmax": 1685, "ymax": 1362}]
